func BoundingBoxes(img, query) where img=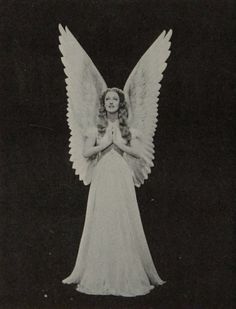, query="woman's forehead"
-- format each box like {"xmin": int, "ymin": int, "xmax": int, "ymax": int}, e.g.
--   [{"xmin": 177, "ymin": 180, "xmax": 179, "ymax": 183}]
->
[{"xmin": 105, "ymin": 91, "xmax": 119, "ymax": 97}]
